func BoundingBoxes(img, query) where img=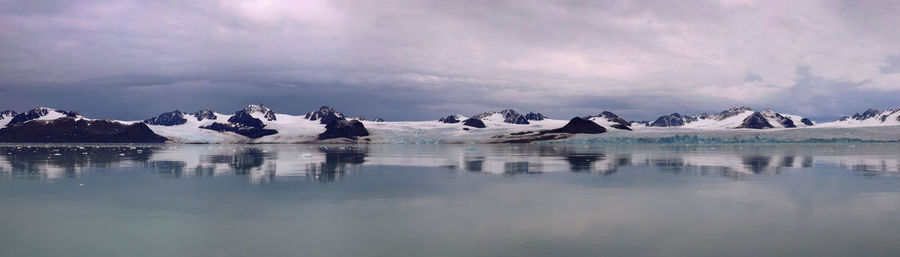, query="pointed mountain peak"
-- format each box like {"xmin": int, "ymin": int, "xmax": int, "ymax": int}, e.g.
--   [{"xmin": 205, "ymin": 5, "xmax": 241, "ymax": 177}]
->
[
  {"xmin": 305, "ymin": 106, "xmax": 346, "ymax": 124},
  {"xmin": 193, "ymin": 109, "xmax": 218, "ymax": 121},
  {"xmin": 240, "ymin": 104, "xmax": 276, "ymax": 121},
  {"xmin": 144, "ymin": 110, "xmax": 188, "ymax": 126}
]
